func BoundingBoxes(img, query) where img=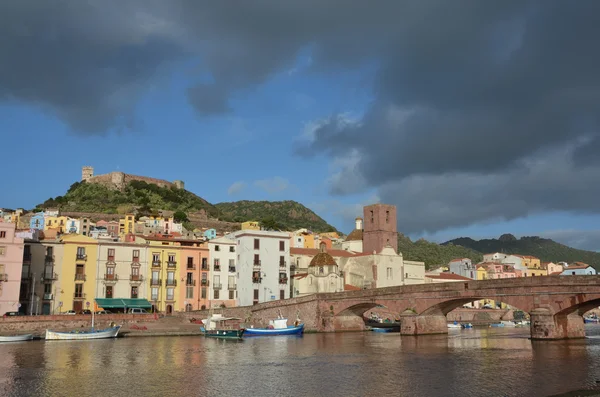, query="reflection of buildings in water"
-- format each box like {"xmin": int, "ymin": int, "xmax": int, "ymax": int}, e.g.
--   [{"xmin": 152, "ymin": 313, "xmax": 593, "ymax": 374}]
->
[{"xmin": 0, "ymin": 346, "xmax": 17, "ymax": 394}]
